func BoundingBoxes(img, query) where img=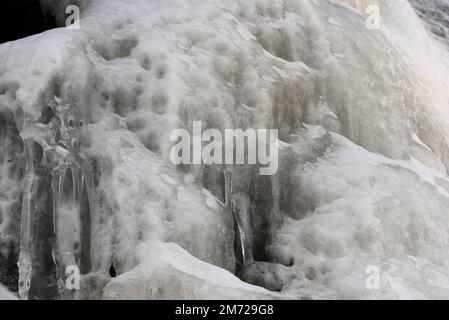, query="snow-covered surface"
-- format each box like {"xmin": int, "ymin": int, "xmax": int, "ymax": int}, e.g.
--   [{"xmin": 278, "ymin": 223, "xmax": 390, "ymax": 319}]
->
[
  {"xmin": 1, "ymin": 0, "xmax": 449, "ymax": 299},
  {"xmin": 103, "ymin": 241, "xmax": 277, "ymax": 299},
  {"xmin": 0, "ymin": 285, "xmax": 18, "ymax": 300},
  {"xmin": 409, "ymin": 0, "xmax": 449, "ymax": 46}
]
